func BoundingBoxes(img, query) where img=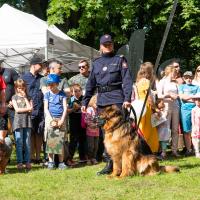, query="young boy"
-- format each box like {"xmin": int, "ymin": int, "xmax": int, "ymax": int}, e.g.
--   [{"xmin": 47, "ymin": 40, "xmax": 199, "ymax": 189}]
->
[
  {"xmin": 179, "ymin": 71, "xmax": 200, "ymax": 156},
  {"xmin": 44, "ymin": 74, "xmax": 68, "ymax": 169},
  {"xmin": 67, "ymin": 84, "xmax": 87, "ymax": 164}
]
